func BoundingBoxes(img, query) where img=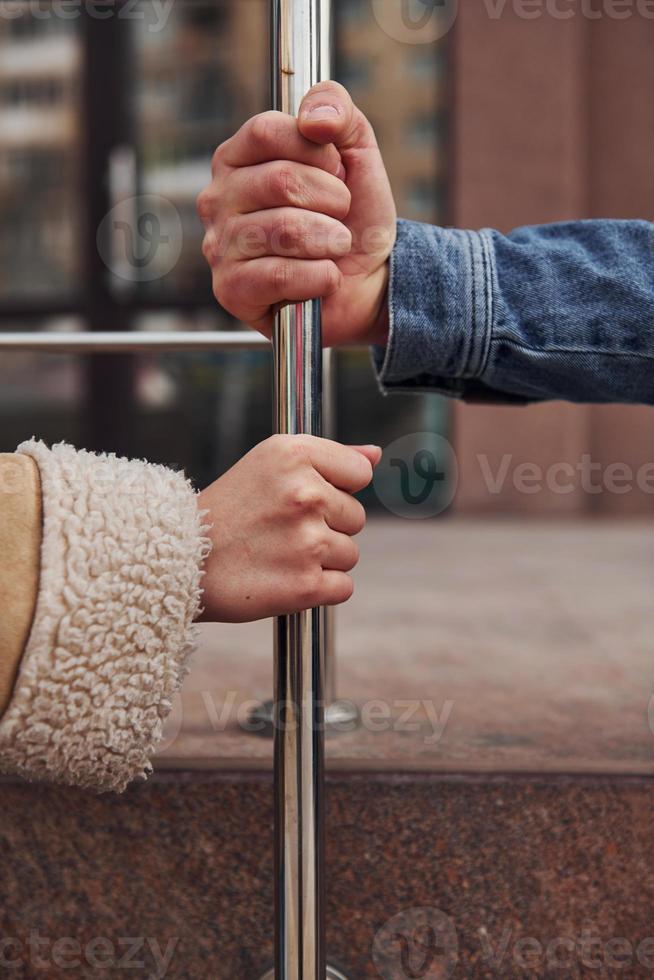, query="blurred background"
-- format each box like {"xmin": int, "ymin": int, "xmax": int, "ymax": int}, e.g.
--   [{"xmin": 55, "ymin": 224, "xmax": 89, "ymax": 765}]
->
[{"xmin": 0, "ymin": 0, "xmax": 652, "ymax": 517}]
